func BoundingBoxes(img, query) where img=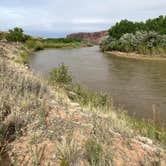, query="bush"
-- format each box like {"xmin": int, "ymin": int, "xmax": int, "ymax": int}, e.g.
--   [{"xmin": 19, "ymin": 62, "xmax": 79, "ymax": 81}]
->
[
  {"xmin": 108, "ymin": 15, "xmax": 166, "ymax": 39},
  {"xmin": 109, "ymin": 19, "xmax": 140, "ymax": 39},
  {"xmin": 43, "ymin": 38, "xmax": 82, "ymax": 43},
  {"xmin": 49, "ymin": 64, "xmax": 110, "ymax": 109},
  {"xmin": 69, "ymin": 84, "xmax": 109, "ymax": 109},
  {"xmin": 6, "ymin": 27, "xmax": 28, "ymax": 42},
  {"xmin": 25, "ymin": 39, "xmax": 44, "ymax": 51},
  {"xmin": 85, "ymin": 139, "xmax": 103, "ymax": 166},
  {"xmin": 49, "ymin": 64, "xmax": 72, "ymax": 87},
  {"xmin": 104, "ymin": 15, "xmax": 166, "ymax": 55},
  {"xmin": 100, "ymin": 31, "xmax": 166, "ymax": 55}
]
